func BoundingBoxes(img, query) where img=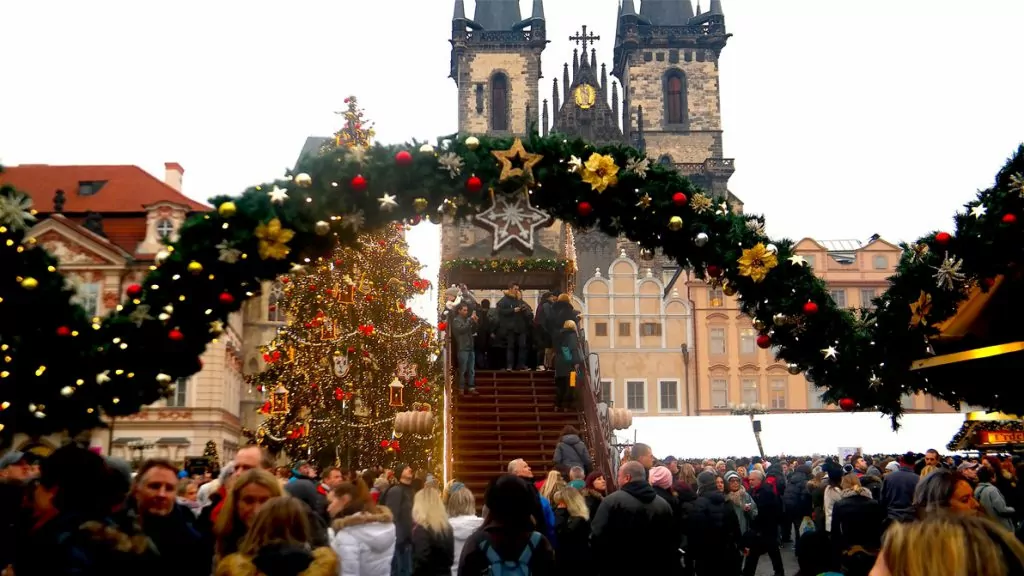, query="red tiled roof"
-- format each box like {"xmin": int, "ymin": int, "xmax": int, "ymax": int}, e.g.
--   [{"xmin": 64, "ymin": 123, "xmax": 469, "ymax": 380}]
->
[
  {"xmin": 47, "ymin": 214, "xmax": 133, "ymax": 259},
  {"xmin": 65, "ymin": 215, "xmax": 149, "ymax": 254},
  {"xmin": 0, "ymin": 164, "xmax": 210, "ymax": 213}
]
